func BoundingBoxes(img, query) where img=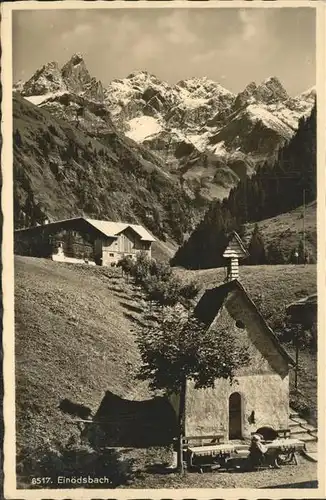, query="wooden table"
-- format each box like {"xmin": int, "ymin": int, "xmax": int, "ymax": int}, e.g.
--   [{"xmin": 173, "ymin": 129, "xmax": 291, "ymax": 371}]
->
[
  {"xmin": 187, "ymin": 439, "xmax": 305, "ymax": 471},
  {"xmin": 187, "ymin": 443, "xmax": 248, "ymax": 471},
  {"xmin": 264, "ymin": 438, "xmax": 306, "ymax": 466}
]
